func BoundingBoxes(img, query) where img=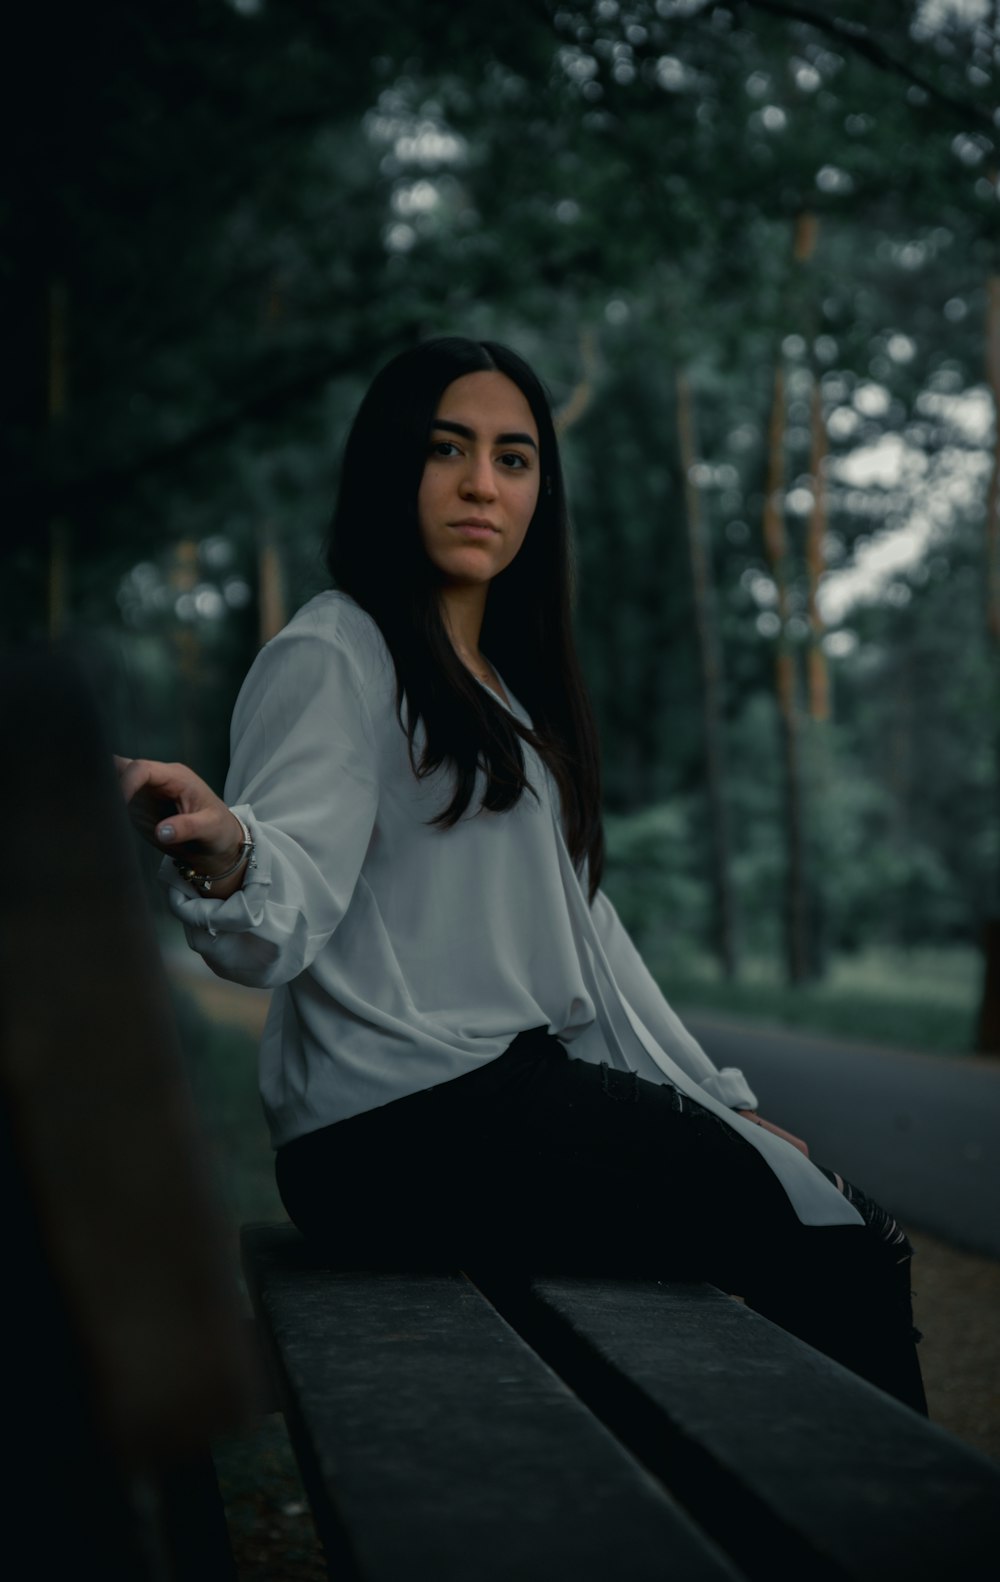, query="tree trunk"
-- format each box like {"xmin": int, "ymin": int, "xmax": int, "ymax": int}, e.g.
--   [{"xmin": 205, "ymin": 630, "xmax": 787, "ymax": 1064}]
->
[
  {"xmin": 979, "ymin": 920, "xmax": 1000, "ymax": 1052},
  {"xmin": 762, "ymin": 361, "xmax": 810, "ymax": 986},
  {"xmin": 257, "ymin": 520, "xmax": 287, "ymax": 646},
  {"xmin": 676, "ymin": 369, "xmax": 738, "ymax": 980},
  {"xmin": 554, "ymin": 327, "xmax": 597, "ymax": 438},
  {"xmin": 47, "ymin": 279, "xmax": 70, "ymax": 639},
  {"xmin": 802, "ymin": 355, "xmax": 834, "ymax": 976},
  {"xmin": 805, "ymin": 377, "xmax": 830, "ymax": 724},
  {"xmin": 975, "ymin": 273, "xmax": 1000, "ymax": 1052},
  {"xmin": 171, "ymin": 541, "xmax": 201, "ymax": 770}
]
